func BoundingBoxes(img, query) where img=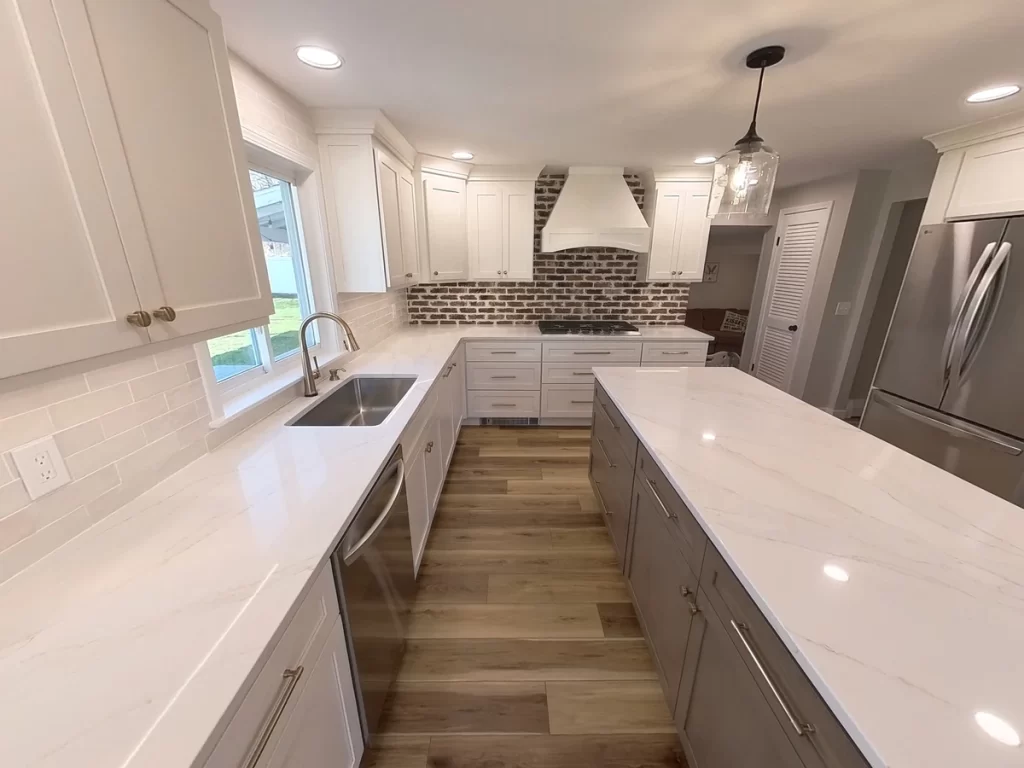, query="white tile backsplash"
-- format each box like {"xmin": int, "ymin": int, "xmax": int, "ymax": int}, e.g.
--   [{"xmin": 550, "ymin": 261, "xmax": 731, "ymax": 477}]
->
[
  {"xmin": 0, "ymin": 344, "xmax": 212, "ymax": 584},
  {"xmin": 337, "ymin": 289, "xmax": 409, "ymax": 349}
]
